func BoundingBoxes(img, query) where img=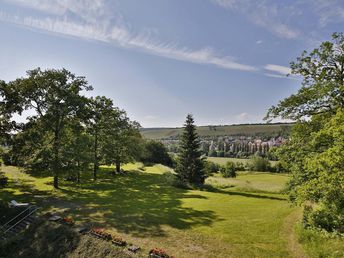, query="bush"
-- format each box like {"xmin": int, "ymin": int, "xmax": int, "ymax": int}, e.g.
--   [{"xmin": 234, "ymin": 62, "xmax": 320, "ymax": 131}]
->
[
  {"xmin": 234, "ymin": 162, "xmax": 246, "ymax": 171},
  {"xmin": 141, "ymin": 140, "xmax": 174, "ymax": 167},
  {"xmin": 204, "ymin": 160, "xmax": 220, "ymax": 176},
  {"xmin": 249, "ymin": 155, "xmax": 271, "ymax": 172},
  {"xmin": 303, "ymin": 205, "xmax": 344, "ymax": 233},
  {"xmin": 220, "ymin": 161, "xmax": 236, "ymax": 178},
  {"xmin": 274, "ymin": 161, "xmax": 288, "ymax": 173}
]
